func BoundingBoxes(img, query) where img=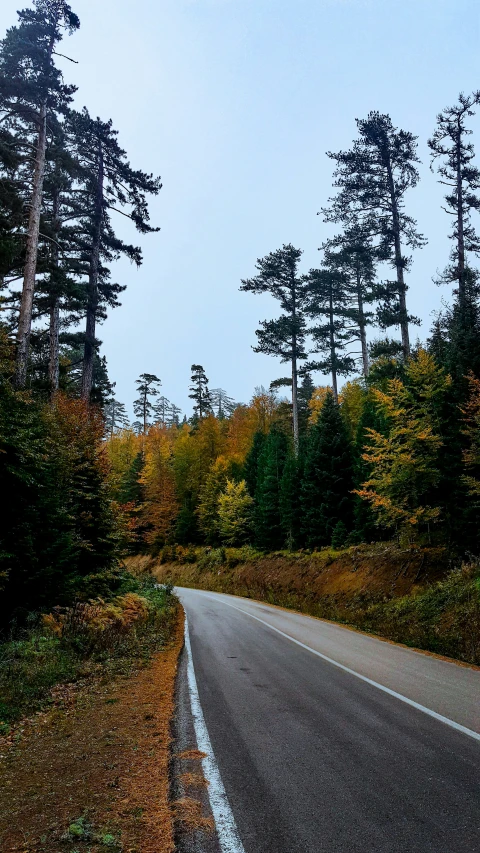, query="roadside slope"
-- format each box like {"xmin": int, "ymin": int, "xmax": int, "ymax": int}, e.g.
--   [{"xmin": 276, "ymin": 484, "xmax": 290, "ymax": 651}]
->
[
  {"xmin": 0, "ymin": 607, "xmax": 184, "ymax": 853},
  {"xmin": 135, "ymin": 544, "xmax": 480, "ymax": 664}
]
